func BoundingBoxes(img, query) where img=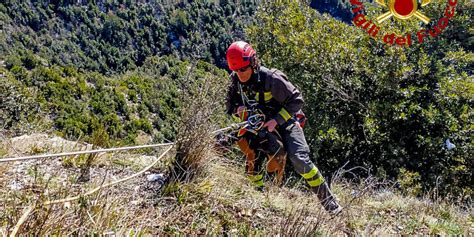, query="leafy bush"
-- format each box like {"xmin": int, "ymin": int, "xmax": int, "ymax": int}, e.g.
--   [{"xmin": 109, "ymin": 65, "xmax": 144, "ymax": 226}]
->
[
  {"xmin": 248, "ymin": 1, "xmax": 472, "ymax": 197},
  {"xmin": 0, "ymin": 71, "xmax": 42, "ymax": 134},
  {"xmin": 3, "ymin": 55, "xmax": 229, "ymax": 148}
]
